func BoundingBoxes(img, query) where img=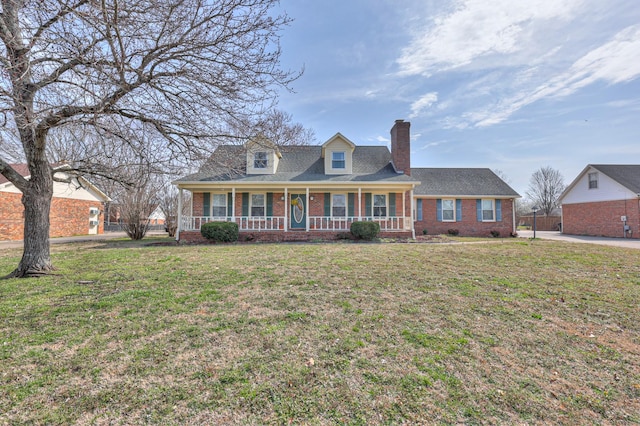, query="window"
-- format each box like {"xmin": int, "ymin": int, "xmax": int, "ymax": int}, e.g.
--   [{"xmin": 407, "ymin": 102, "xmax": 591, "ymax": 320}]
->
[
  {"xmin": 588, "ymin": 172, "xmax": 598, "ymax": 189},
  {"xmin": 251, "ymin": 194, "xmax": 265, "ymax": 216},
  {"xmin": 332, "ymin": 194, "xmax": 346, "ymax": 217},
  {"xmin": 482, "ymin": 199, "xmax": 494, "ymax": 221},
  {"xmin": 332, "ymin": 151, "xmax": 345, "ymax": 169},
  {"xmin": 212, "ymin": 194, "xmax": 227, "ymax": 217},
  {"xmin": 373, "ymin": 194, "xmax": 387, "ymax": 217},
  {"xmin": 442, "ymin": 199, "xmax": 455, "ymax": 221},
  {"xmin": 254, "ymin": 151, "xmax": 267, "ymax": 169}
]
